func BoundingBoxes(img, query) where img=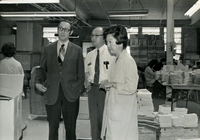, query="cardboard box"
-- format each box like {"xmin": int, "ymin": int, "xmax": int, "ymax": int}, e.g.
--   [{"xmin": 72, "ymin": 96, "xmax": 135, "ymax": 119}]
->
[
  {"xmin": 76, "ymin": 119, "xmax": 91, "ymax": 139},
  {"xmin": 62, "ymin": 120, "xmax": 91, "ymax": 139},
  {"xmin": 77, "ymin": 96, "xmax": 89, "ymax": 120}
]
